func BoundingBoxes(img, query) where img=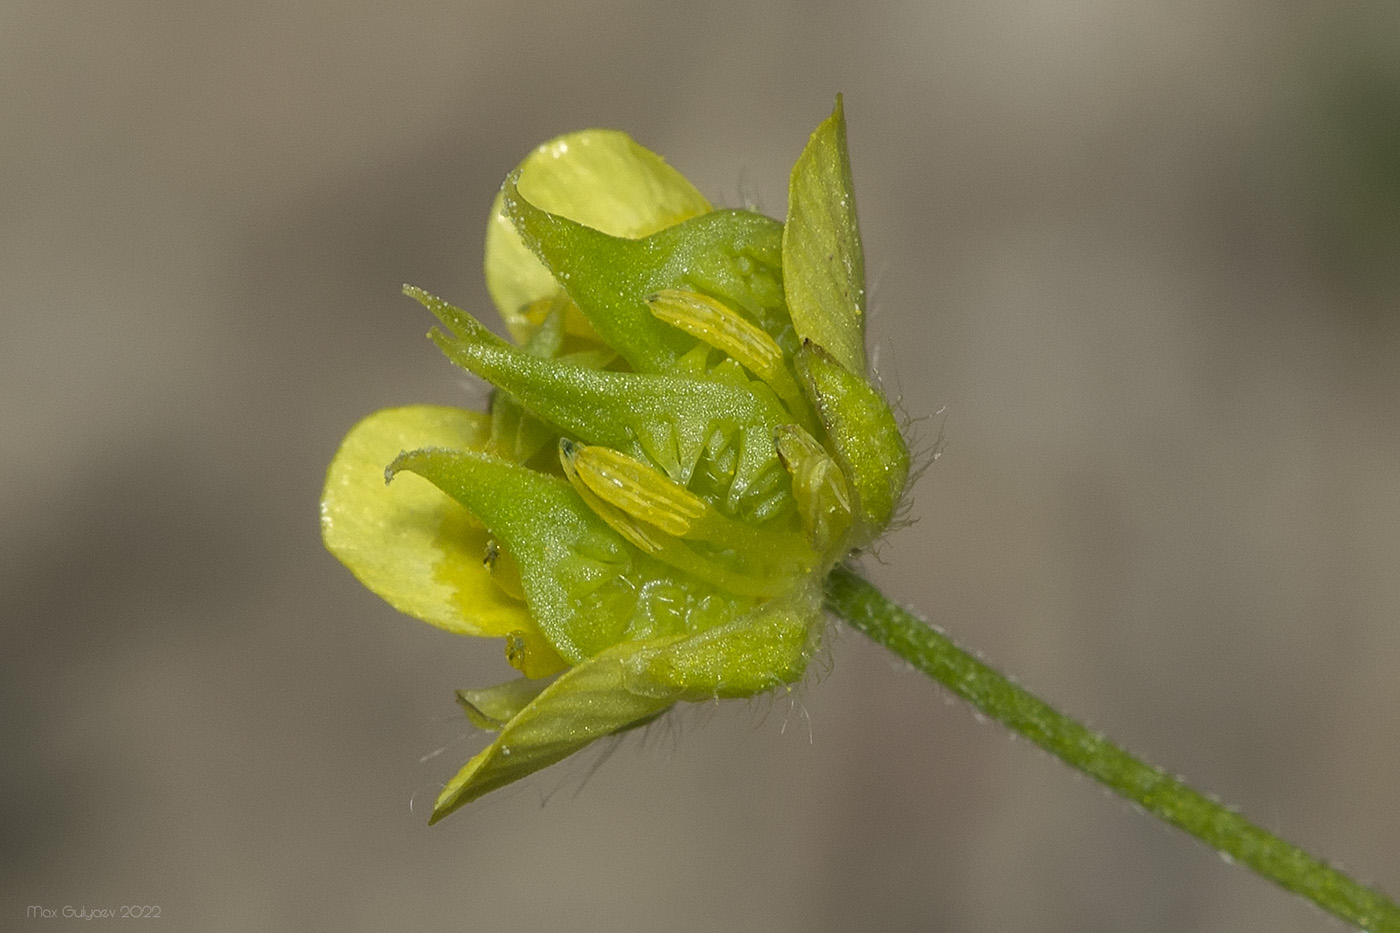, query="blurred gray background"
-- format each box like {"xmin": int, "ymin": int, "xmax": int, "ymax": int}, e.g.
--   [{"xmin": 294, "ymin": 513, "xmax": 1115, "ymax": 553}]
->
[{"xmin": 4, "ymin": 3, "xmax": 1398, "ymax": 931}]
